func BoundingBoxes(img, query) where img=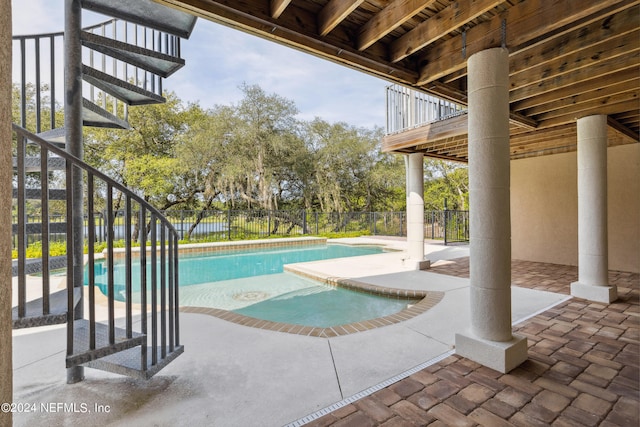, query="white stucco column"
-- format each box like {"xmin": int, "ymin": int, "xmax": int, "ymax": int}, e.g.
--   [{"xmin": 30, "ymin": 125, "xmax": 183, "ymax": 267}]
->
[
  {"xmin": 0, "ymin": 0, "xmax": 13, "ymax": 424},
  {"xmin": 406, "ymin": 153, "xmax": 427, "ymax": 267},
  {"xmin": 571, "ymin": 115, "xmax": 617, "ymax": 303},
  {"xmin": 455, "ymin": 47, "xmax": 527, "ymax": 373}
]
